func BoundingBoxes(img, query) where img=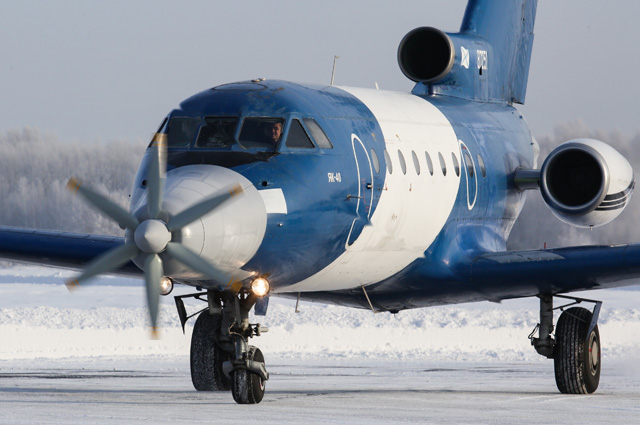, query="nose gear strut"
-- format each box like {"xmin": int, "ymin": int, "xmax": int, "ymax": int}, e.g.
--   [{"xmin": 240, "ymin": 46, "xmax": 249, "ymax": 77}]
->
[{"xmin": 177, "ymin": 289, "xmax": 269, "ymax": 404}]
